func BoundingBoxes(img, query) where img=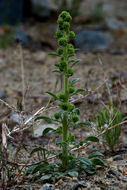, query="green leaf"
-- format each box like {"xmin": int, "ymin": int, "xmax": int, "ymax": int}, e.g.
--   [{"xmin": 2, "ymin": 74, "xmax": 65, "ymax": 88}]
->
[
  {"xmin": 40, "ymin": 174, "xmax": 52, "ymax": 181},
  {"xmin": 71, "ymin": 88, "xmax": 87, "ymax": 95},
  {"xmin": 48, "ymin": 53, "xmax": 59, "ymax": 56},
  {"xmin": 91, "ymin": 158, "xmax": 106, "ymax": 167},
  {"xmin": 85, "ymin": 136, "xmax": 99, "ymax": 142},
  {"xmin": 78, "ymin": 122, "xmax": 91, "ymax": 126},
  {"xmin": 88, "ymin": 152, "xmax": 104, "ymax": 159},
  {"xmin": 67, "ymin": 171, "xmax": 79, "ymax": 177},
  {"xmin": 71, "ymin": 59, "xmax": 80, "ymax": 67},
  {"xmin": 70, "ymin": 78, "xmax": 80, "ymax": 86},
  {"xmin": 52, "ymin": 69, "xmax": 61, "ymax": 73},
  {"xmin": 78, "ymin": 157, "xmax": 92, "ymax": 166},
  {"xmin": 30, "ymin": 147, "xmax": 48, "ymax": 156},
  {"xmin": 83, "ymin": 165, "xmax": 96, "ymax": 174},
  {"xmin": 26, "ymin": 165, "xmax": 37, "ymax": 175},
  {"xmin": 43, "ymin": 127, "xmax": 55, "ymax": 135},
  {"xmin": 56, "ymin": 139, "xmax": 62, "ymax": 145},
  {"xmin": 46, "ymin": 91, "xmax": 58, "ymax": 100},
  {"xmin": 35, "ymin": 116, "xmax": 53, "ymax": 122}
]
